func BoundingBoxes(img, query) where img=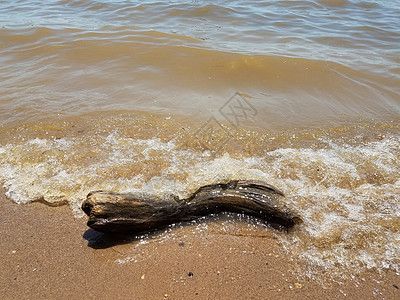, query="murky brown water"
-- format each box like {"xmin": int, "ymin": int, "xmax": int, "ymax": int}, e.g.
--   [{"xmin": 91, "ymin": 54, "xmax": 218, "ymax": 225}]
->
[{"xmin": 0, "ymin": 0, "xmax": 399, "ymax": 281}]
